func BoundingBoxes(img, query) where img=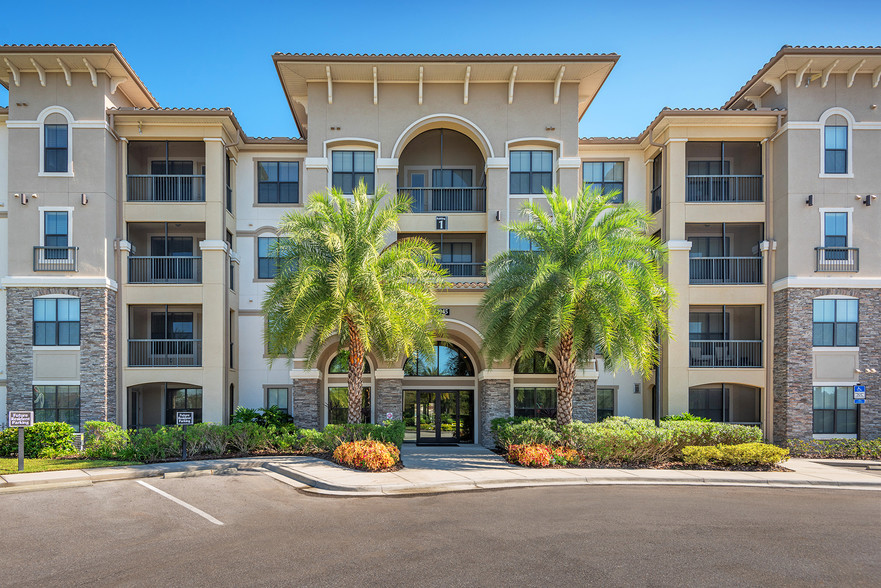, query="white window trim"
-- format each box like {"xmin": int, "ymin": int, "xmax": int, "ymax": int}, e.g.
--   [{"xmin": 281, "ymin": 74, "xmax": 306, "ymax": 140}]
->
[
  {"xmin": 818, "ymin": 207, "xmax": 853, "ymax": 247},
  {"xmin": 818, "ymin": 107, "xmax": 855, "ymax": 179},
  {"xmin": 255, "ymin": 233, "xmax": 280, "ymax": 282},
  {"xmin": 38, "ymin": 206, "xmax": 75, "ymax": 263},
  {"xmin": 506, "ymin": 139, "xmax": 560, "ymax": 199},
  {"xmin": 37, "ymin": 106, "xmax": 75, "ymax": 177},
  {"xmin": 325, "ymin": 139, "xmax": 379, "ymax": 196}
]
